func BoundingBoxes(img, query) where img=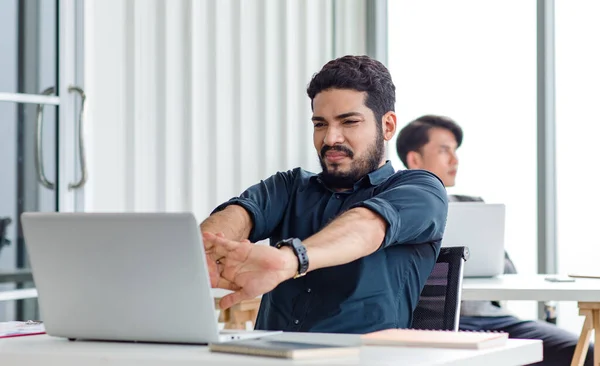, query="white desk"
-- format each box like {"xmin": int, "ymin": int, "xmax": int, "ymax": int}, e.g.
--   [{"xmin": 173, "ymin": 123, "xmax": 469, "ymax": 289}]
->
[
  {"xmin": 0, "ymin": 289, "xmax": 228, "ymax": 303},
  {"xmin": 462, "ymin": 274, "xmax": 600, "ymax": 302},
  {"xmin": 462, "ymin": 274, "xmax": 600, "ymax": 366},
  {"xmin": 0, "ymin": 288, "xmax": 38, "ymax": 302},
  {"xmin": 0, "ymin": 333, "xmax": 542, "ymax": 366}
]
